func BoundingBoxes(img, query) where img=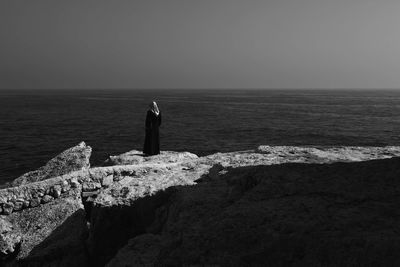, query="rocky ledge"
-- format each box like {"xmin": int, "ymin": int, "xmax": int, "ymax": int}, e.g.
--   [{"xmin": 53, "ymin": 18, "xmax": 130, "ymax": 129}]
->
[{"xmin": 1, "ymin": 143, "xmax": 400, "ymax": 266}]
